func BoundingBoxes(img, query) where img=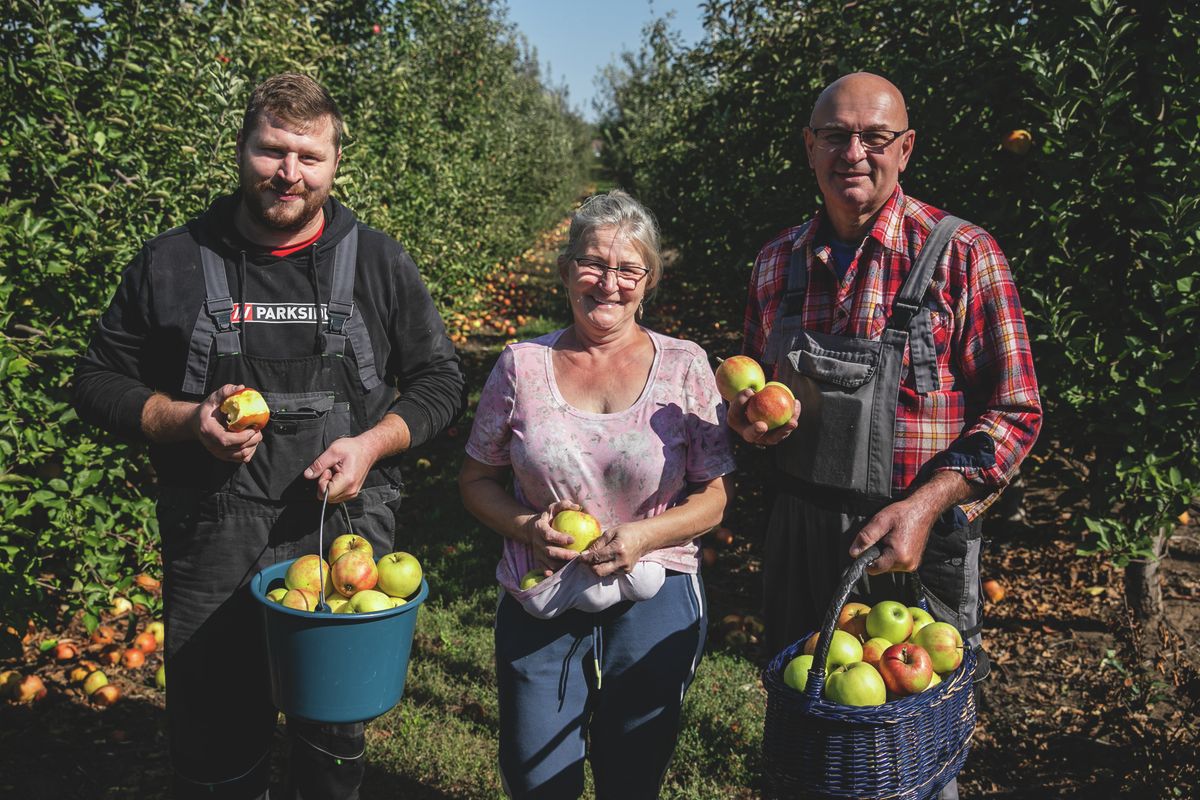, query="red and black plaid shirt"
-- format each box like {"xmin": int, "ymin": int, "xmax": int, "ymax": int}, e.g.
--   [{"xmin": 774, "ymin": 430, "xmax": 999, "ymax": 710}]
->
[{"xmin": 744, "ymin": 186, "xmax": 1042, "ymax": 520}]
